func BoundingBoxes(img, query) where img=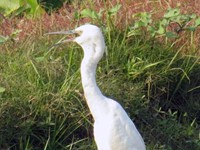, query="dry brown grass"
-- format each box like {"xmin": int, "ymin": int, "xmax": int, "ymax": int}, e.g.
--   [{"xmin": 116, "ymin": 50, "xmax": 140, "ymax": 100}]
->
[{"xmin": 0, "ymin": 0, "xmax": 200, "ymax": 53}]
